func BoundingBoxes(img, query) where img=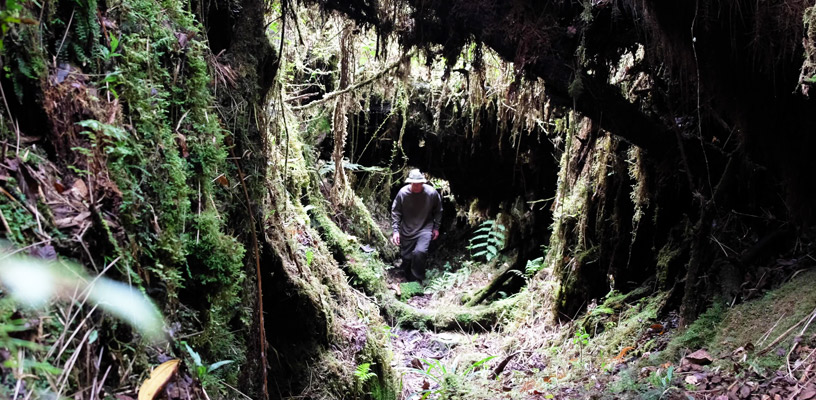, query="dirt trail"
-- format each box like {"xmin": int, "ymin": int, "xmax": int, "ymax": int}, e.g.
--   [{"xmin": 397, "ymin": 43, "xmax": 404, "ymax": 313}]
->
[{"xmin": 382, "ymin": 259, "xmax": 522, "ymax": 398}]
